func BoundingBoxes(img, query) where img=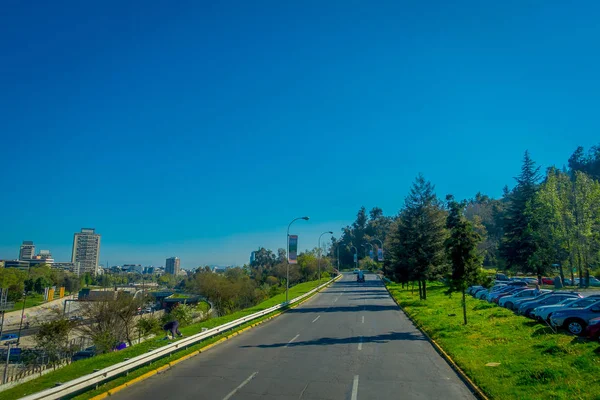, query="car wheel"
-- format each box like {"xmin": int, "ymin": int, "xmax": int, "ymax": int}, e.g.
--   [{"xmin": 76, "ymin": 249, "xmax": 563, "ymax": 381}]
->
[
  {"xmin": 525, "ymin": 308, "xmax": 533, "ymax": 317},
  {"xmin": 565, "ymin": 319, "xmax": 586, "ymax": 335},
  {"xmin": 505, "ymin": 302, "xmax": 513, "ymax": 310}
]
